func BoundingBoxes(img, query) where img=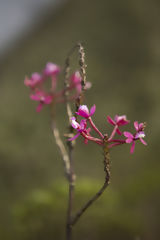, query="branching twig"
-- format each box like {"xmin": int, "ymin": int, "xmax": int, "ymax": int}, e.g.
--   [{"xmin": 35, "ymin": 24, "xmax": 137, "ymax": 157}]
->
[
  {"xmin": 71, "ymin": 134, "xmax": 110, "ymax": 226},
  {"xmin": 78, "ymin": 42, "xmax": 87, "ymax": 91},
  {"xmin": 75, "ymin": 42, "xmax": 87, "ymax": 110},
  {"xmin": 64, "ymin": 45, "xmax": 78, "ymax": 240}
]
